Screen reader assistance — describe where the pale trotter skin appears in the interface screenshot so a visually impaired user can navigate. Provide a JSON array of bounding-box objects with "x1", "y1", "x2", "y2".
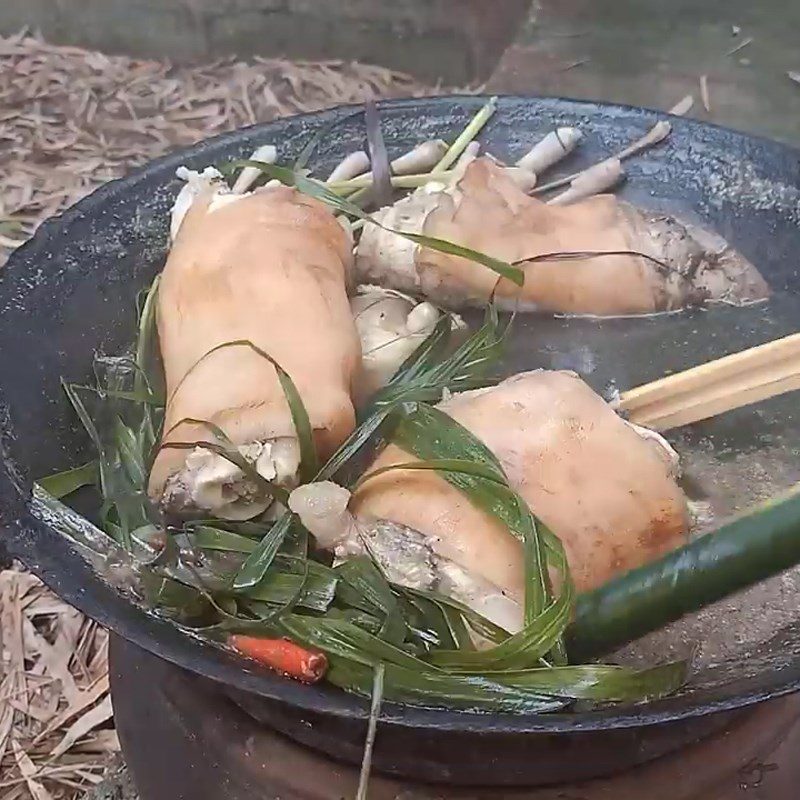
[
  {"x1": 356, "y1": 158, "x2": 769, "y2": 315},
  {"x1": 350, "y1": 371, "x2": 690, "y2": 630},
  {"x1": 290, "y1": 371, "x2": 690, "y2": 635},
  {"x1": 148, "y1": 185, "x2": 362, "y2": 519}
]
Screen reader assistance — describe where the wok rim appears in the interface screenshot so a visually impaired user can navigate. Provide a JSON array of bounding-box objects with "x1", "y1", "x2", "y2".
[{"x1": 4, "y1": 93, "x2": 800, "y2": 736}]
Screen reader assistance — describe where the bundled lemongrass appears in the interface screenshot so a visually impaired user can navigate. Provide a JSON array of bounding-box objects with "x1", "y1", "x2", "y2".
[
  {"x1": 331, "y1": 140, "x2": 449, "y2": 197},
  {"x1": 355, "y1": 157, "x2": 769, "y2": 315},
  {"x1": 148, "y1": 180, "x2": 361, "y2": 520},
  {"x1": 291, "y1": 370, "x2": 689, "y2": 634},
  {"x1": 326, "y1": 97, "x2": 497, "y2": 205},
  {"x1": 330, "y1": 113, "x2": 577, "y2": 204}
]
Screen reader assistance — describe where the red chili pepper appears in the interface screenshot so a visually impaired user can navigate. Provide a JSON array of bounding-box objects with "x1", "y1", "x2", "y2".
[{"x1": 229, "y1": 635, "x2": 328, "y2": 684}]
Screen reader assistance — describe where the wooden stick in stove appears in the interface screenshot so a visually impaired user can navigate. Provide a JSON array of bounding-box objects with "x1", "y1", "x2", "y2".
[{"x1": 619, "y1": 332, "x2": 800, "y2": 431}]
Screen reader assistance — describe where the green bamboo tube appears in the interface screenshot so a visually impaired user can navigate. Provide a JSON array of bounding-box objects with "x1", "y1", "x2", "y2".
[{"x1": 566, "y1": 487, "x2": 800, "y2": 662}]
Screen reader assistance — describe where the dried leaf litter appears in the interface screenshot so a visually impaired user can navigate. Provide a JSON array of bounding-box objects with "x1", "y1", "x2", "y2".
[
  {"x1": 0, "y1": 29, "x2": 431, "y2": 268},
  {"x1": 1, "y1": 567, "x2": 115, "y2": 799}
]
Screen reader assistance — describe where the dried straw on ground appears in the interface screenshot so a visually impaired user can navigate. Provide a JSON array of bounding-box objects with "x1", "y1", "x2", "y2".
[
  {"x1": 0, "y1": 29, "x2": 428, "y2": 266},
  {"x1": 0, "y1": 30, "x2": 429, "y2": 799},
  {"x1": 0, "y1": 568, "x2": 114, "y2": 799}
]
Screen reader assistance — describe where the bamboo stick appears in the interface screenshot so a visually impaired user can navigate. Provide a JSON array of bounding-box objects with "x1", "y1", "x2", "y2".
[{"x1": 619, "y1": 332, "x2": 800, "y2": 431}]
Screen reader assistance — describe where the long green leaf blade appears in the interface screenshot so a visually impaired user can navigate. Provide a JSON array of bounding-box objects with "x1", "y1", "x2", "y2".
[
  {"x1": 36, "y1": 462, "x2": 98, "y2": 499},
  {"x1": 399, "y1": 591, "x2": 472, "y2": 652},
  {"x1": 400, "y1": 232, "x2": 524, "y2": 286},
  {"x1": 166, "y1": 340, "x2": 318, "y2": 483},
  {"x1": 315, "y1": 406, "x2": 398, "y2": 483},
  {"x1": 292, "y1": 109, "x2": 362, "y2": 172},
  {"x1": 190, "y1": 525, "x2": 258, "y2": 554},
  {"x1": 393, "y1": 403, "x2": 505, "y2": 477},
  {"x1": 135, "y1": 275, "x2": 162, "y2": 401},
  {"x1": 335, "y1": 557, "x2": 396, "y2": 615},
  {"x1": 474, "y1": 661, "x2": 687, "y2": 702},
  {"x1": 326, "y1": 654, "x2": 684, "y2": 711},
  {"x1": 392, "y1": 402, "x2": 554, "y2": 623},
  {"x1": 274, "y1": 365, "x2": 318, "y2": 482},
  {"x1": 401, "y1": 586, "x2": 509, "y2": 646},
  {"x1": 281, "y1": 615, "x2": 433, "y2": 671},
  {"x1": 314, "y1": 306, "x2": 507, "y2": 485},
  {"x1": 114, "y1": 417, "x2": 147, "y2": 489},
  {"x1": 231, "y1": 512, "x2": 294, "y2": 590},
  {"x1": 62, "y1": 382, "x2": 108, "y2": 485},
  {"x1": 334, "y1": 557, "x2": 408, "y2": 644},
  {"x1": 379, "y1": 313, "x2": 452, "y2": 390},
  {"x1": 326, "y1": 657, "x2": 566, "y2": 714},
  {"x1": 366, "y1": 303, "x2": 506, "y2": 413},
  {"x1": 357, "y1": 458, "x2": 507, "y2": 488},
  {"x1": 243, "y1": 570, "x2": 337, "y2": 612},
  {"x1": 426, "y1": 583, "x2": 572, "y2": 671}
]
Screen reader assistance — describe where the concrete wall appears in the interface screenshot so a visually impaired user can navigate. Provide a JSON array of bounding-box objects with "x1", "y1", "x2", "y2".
[{"x1": 1, "y1": 0, "x2": 531, "y2": 83}]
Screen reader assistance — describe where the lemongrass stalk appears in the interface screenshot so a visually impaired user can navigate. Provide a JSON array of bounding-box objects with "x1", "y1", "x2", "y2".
[
  {"x1": 390, "y1": 139, "x2": 448, "y2": 175},
  {"x1": 452, "y1": 141, "x2": 480, "y2": 179},
  {"x1": 355, "y1": 141, "x2": 448, "y2": 185},
  {"x1": 232, "y1": 144, "x2": 277, "y2": 194},
  {"x1": 547, "y1": 158, "x2": 624, "y2": 205},
  {"x1": 533, "y1": 120, "x2": 671, "y2": 197},
  {"x1": 345, "y1": 140, "x2": 450, "y2": 204},
  {"x1": 669, "y1": 95, "x2": 695, "y2": 116},
  {"x1": 431, "y1": 97, "x2": 498, "y2": 174},
  {"x1": 615, "y1": 120, "x2": 672, "y2": 161},
  {"x1": 356, "y1": 662, "x2": 384, "y2": 800},
  {"x1": 328, "y1": 171, "x2": 455, "y2": 193},
  {"x1": 0, "y1": 234, "x2": 24, "y2": 249},
  {"x1": 327, "y1": 151, "x2": 371, "y2": 183},
  {"x1": 516, "y1": 128, "x2": 583, "y2": 174},
  {"x1": 345, "y1": 187, "x2": 370, "y2": 206}
]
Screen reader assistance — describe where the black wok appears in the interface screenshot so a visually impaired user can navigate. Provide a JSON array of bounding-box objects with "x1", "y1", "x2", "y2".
[{"x1": 2, "y1": 96, "x2": 800, "y2": 787}]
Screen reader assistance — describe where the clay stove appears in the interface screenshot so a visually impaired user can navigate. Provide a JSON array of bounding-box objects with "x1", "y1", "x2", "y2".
[{"x1": 111, "y1": 637, "x2": 800, "y2": 800}]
